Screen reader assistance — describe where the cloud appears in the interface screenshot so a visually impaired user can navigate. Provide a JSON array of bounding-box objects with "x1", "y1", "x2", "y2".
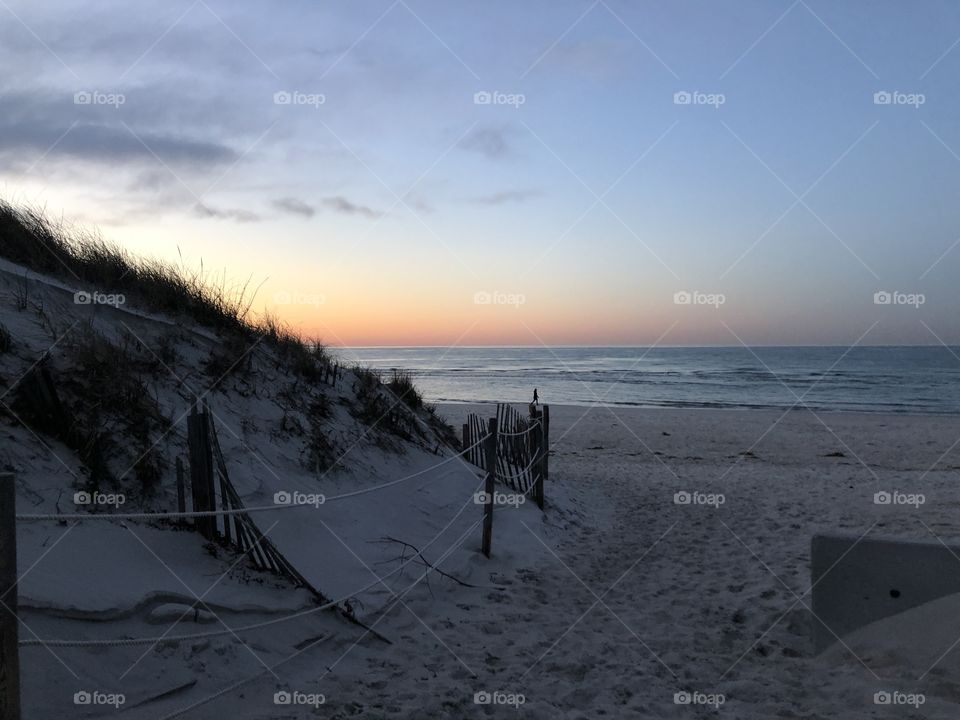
[
  {"x1": 273, "y1": 197, "x2": 315, "y2": 218},
  {"x1": 321, "y1": 195, "x2": 382, "y2": 219},
  {"x1": 0, "y1": 90, "x2": 238, "y2": 168},
  {"x1": 474, "y1": 189, "x2": 540, "y2": 205},
  {"x1": 192, "y1": 203, "x2": 260, "y2": 223},
  {"x1": 0, "y1": 120, "x2": 237, "y2": 167},
  {"x1": 459, "y1": 126, "x2": 514, "y2": 159}
]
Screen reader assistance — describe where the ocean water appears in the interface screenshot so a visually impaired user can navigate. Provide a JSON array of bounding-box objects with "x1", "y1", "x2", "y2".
[{"x1": 339, "y1": 346, "x2": 960, "y2": 415}]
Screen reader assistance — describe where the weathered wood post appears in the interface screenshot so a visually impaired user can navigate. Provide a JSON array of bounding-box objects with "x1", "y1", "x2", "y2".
[
  {"x1": 481, "y1": 418, "x2": 498, "y2": 558},
  {"x1": 187, "y1": 402, "x2": 215, "y2": 540},
  {"x1": 214, "y1": 440, "x2": 231, "y2": 545},
  {"x1": 462, "y1": 423, "x2": 469, "y2": 453},
  {"x1": 175, "y1": 457, "x2": 186, "y2": 523},
  {"x1": 0, "y1": 472, "x2": 21, "y2": 720},
  {"x1": 533, "y1": 411, "x2": 545, "y2": 510},
  {"x1": 542, "y1": 405, "x2": 550, "y2": 478}
]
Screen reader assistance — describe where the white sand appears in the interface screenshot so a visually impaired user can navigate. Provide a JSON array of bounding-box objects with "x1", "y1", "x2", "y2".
[
  {"x1": 408, "y1": 402, "x2": 960, "y2": 718},
  {"x1": 6, "y1": 253, "x2": 960, "y2": 718}
]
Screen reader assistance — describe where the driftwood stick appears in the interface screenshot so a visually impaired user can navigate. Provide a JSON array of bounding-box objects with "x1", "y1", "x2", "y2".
[{"x1": 371, "y1": 536, "x2": 480, "y2": 588}]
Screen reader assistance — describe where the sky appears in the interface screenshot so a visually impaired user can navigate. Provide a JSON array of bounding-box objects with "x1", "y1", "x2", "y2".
[{"x1": 3, "y1": 0, "x2": 960, "y2": 348}]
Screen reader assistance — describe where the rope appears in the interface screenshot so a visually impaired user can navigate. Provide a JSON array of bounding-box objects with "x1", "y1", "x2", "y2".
[
  {"x1": 496, "y1": 453, "x2": 541, "y2": 482},
  {"x1": 156, "y1": 517, "x2": 482, "y2": 720},
  {"x1": 21, "y1": 476, "x2": 488, "y2": 649},
  {"x1": 21, "y1": 557, "x2": 399, "y2": 648},
  {"x1": 15, "y1": 435, "x2": 490, "y2": 523},
  {"x1": 496, "y1": 421, "x2": 540, "y2": 438}
]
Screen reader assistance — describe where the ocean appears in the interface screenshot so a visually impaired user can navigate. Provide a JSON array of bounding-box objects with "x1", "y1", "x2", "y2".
[{"x1": 339, "y1": 346, "x2": 960, "y2": 415}]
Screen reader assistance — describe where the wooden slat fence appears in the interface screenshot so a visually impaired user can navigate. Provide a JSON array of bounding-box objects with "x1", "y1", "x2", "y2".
[
  {"x1": 495, "y1": 403, "x2": 538, "y2": 493},
  {"x1": 186, "y1": 399, "x2": 327, "y2": 600},
  {"x1": 461, "y1": 404, "x2": 548, "y2": 495},
  {"x1": 461, "y1": 413, "x2": 487, "y2": 466}
]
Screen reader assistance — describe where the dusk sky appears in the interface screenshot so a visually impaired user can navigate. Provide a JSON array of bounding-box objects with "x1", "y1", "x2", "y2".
[{"x1": 4, "y1": 0, "x2": 960, "y2": 347}]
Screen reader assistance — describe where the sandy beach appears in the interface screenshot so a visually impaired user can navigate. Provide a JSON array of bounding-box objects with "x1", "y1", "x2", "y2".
[
  {"x1": 7, "y1": 2, "x2": 960, "y2": 716},
  {"x1": 380, "y1": 402, "x2": 960, "y2": 718}
]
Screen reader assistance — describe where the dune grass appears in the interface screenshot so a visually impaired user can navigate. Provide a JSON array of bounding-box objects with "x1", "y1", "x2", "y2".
[
  {"x1": 0, "y1": 202, "x2": 337, "y2": 373},
  {"x1": 0, "y1": 202, "x2": 259, "y2": 334},
  {"x1": 0, "y1": 202, "x2": 446, "y2": 443}
]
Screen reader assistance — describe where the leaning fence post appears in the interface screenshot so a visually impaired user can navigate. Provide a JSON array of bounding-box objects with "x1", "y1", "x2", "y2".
[
  {"x1": 532, "y1": 411, "x2": 544, "y2": 510},
  {"x1": 0, "y1": 472, "x2": 21, "y2": 720},
  {"x1": 175, "y1": 457, "x2": 186, "y2": 523},
  {"x1": 188, "y1": 402, "x2": 215, "y2": 540},
  {"x1": 481, "y1": 418, "x2": 498, "y2": 558},
  {"x1": 201, "y1": 401, "x2": 217, "y2": 529},
  {"x1": 541, "y1": 405, "x2": 550, "y2": 500}
]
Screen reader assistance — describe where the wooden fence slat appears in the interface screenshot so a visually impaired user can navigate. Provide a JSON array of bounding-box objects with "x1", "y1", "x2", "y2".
[
  {"x1": 187, "y1": 404, "x2": 215, "y2": 540},
  {"x1": 197, "y1": 403, "x2": 330, "y2": 601},
  {"x1": 481, "y1": 418, "x2": 498, "y2": 557},
  {"x1": 207, "y1": 415, "x2": 232, "y2": 545},
  {"x1": 543, "y1": 405, "x2": 550, "y2": 489},
  {"x1": 0, "y1": 473, "x2": 20, "y2": 720},
  {"x1": 175, "y1": 457, "x2": 186, "y2": 522}
]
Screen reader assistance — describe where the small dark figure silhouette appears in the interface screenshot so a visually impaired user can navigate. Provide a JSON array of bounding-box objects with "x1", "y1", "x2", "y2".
[{"x1": 533, "y1": 388, "x2": 539, "y2": 405}]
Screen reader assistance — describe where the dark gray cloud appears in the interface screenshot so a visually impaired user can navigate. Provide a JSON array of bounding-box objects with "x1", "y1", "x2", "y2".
[
  {"x1": 321, "y1": 195, "x2": 382, "y2": 219},
  {"x1": 459, "y1": 126, "x2": 514, "y2": 159},
  {"x1": 474, "y1": 190, "x2": 540, "y2": 205},
  {"x1": 0, "y1": 91, "x2": 238, "y2": 167},
  {"x1": 272, "y1": 197, "x2": 315, "y2": 218},
  {"x1": 193, "y1": 203, "x2": 260, "y2": 223}
]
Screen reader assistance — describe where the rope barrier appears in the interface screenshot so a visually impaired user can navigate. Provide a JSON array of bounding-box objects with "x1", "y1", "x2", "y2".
[
  {"x1": 496, "y1": 421, "x2": 540, "y2": 438},
  {"x1": 496, "y1": 453, "x2": 541, "y2": 482},
  {"x1": 156, "y1": 517, "x2": 482, "y2": 720},
  {"x1": 15, "y1": 435, "x2": 490, "y2": 523},
  {"x1": 20, "y1": 477, "x2": 488, "y2": 649},
  {"x1": 21, "y1": 569, "x2": 394, "y2": 648}
]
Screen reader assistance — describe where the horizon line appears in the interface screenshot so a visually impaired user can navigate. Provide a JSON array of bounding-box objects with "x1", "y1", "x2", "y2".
[{"x1": 335, "y1": 343, "x2": 960, "y2": 350}]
